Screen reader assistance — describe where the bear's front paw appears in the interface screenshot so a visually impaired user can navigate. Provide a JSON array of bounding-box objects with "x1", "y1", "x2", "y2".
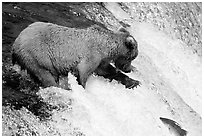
[{"x1": 125, "y1": 79, "x2": 141, "y2": 89}]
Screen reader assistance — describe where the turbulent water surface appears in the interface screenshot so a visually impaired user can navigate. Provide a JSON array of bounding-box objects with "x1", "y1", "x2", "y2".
[{"x1": 2, "y1": 2, "x2": 202, "y2": 136}]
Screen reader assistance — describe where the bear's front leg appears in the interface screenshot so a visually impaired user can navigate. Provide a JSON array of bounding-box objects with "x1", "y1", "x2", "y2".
[
  {"x1": 77, "y1": 57, "x2": 101, "y2": 88},
  {"x1": 95, "y1": 63, "x2": 141, "y2": 89}
]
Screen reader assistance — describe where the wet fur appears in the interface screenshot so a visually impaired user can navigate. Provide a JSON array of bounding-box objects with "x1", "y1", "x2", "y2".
[{"x1": 12, "y1": 22, "x2": 138, "y2": 88}]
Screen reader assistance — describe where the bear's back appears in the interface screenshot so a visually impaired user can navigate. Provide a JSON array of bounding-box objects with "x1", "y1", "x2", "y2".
[{"x1": 13, "y1": 22, "x2": 125, "y2": 67}]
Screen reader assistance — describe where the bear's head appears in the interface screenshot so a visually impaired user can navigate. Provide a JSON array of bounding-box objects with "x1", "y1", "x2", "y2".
[{"x1": 115, "y1": 34, "x2": 138, "y2": 73}]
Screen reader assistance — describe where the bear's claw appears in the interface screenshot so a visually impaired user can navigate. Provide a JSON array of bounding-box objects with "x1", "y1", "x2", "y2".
[{"x1": 125, "y1": 80, "x2": 141, "y2": 89}]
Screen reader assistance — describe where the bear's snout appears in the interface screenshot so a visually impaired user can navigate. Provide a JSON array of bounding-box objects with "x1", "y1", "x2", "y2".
[{"x1": 121, "y1": 63, "x2": 133, "y2": 73}]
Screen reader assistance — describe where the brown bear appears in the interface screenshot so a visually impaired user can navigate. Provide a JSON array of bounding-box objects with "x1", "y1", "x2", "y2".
[{"x1": 12, "y1": 22, "x2": 139, "y2": 89}]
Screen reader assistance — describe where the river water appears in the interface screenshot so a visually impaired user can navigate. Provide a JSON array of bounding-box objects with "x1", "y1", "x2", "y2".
[{"x1": 2, "y1": 2, "x2": 202, "y2": 136}]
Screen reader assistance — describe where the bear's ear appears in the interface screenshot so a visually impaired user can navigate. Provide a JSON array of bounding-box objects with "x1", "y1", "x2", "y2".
[
  {"x1": 125, "y1": 36, "x2": 137, "y2": 49},
  {"x1": 118, "y1": 27, "x2": 130, "y2": 35}
]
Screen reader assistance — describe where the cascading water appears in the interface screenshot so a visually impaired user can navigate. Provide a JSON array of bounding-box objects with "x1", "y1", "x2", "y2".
[{"x1": 2, "y1": 2, "x2": 202, "y2": 136}]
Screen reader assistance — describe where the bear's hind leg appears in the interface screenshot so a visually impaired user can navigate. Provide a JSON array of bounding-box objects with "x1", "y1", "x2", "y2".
[
  {"x1": 28, "y1": 67, "x2": 58, "y2": 88},
  {"x1": 59, "y1": 76, "x2": 71, "y2": 90}
]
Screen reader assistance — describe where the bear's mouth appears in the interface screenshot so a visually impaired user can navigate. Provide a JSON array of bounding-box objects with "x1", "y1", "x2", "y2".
[{"x1": 119, "y1": 63, "x2": 132, "y2": 73}]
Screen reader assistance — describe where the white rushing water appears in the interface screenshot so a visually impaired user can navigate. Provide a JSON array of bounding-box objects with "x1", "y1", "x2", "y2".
[{"x1": 38, "y1": 3, "x2": 202, "y2": 136}]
